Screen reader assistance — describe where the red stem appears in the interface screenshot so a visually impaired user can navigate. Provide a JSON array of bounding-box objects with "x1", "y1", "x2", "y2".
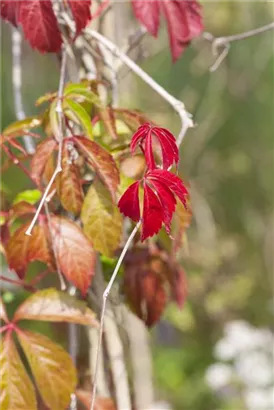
[
  {"x1": 0, "y1": 275, "x2": 35, "y2": 292},
  {"x1": 1, "y1": 144, "x2": 37, "y2": 186}
]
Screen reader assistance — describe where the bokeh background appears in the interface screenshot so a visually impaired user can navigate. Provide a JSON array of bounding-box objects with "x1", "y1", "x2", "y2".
[{"x1": 1, "y1": 2, "x2": 273, "y2": 410}]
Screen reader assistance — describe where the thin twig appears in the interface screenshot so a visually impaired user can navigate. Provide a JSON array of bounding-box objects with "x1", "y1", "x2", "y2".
[
  {"x1": 85, "y1": 29, "x2": 193, "y2": 146},
  {"x1": 204, "y1": 21, "x2": 274, "y2": 72},
  {"x1": 25, "y1": 46, "x2": 68, "y2": 236},
  {"x1": 90, "y1": 221, "x2": 141, "y2": 410}
]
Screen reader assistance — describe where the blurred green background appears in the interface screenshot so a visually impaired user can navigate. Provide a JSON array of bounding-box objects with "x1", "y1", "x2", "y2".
[{"x1": 1, "y1": 2, "x2": 273, "y2": 410}]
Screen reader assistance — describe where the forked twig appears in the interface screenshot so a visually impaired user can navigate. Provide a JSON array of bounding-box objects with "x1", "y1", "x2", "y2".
[
  {"x1": 25, "y1": 46, "x2": 68, "y2": 236},
  {"x1": 204, "y1": 21, "x2": 274, "y2": 72},
  {"x1": 85, "y1": 29, "x2": 193, "y2": 147},
  {"x1": 90, "y1": 221, "x2": 141, "y2": 410}
]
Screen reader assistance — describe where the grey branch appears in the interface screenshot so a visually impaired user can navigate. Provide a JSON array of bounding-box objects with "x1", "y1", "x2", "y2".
[
  {"x1": 85, "y1": 29, "x2": 193, "y2": 147},
  {"x1": 204, "y1": 21, "x2": 274, "y2": 72},
  {"x1": 11, "y1": 28, "x2": 35, "y2": 155}
]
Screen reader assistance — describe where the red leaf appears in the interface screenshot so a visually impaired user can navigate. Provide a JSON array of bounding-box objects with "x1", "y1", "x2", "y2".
[
  {"x1": 130, "y1": 123, "x2": 179, "y2": 169},
  {"x1": 18, "y1": 0, "x2": 62, "y2": 53},
  {"x1": 132, "y1": 0, "x2": 160, "y2": 36},
  {"x1": 148, "y1": 179, "x2": 176, "y2": 234},
  {"x1": 68, "y1": 0, "x2": 92, "y2": 37},
  {"x1": 0, "y1": 0, "x2": 19, "y2": 26},
  {"x1": 74, "y1": 136, "x2": 120, "y2": 201},
  {"x1": 132, "y1": 0, "x2": 203, "y2": 61},
  {"x1": 173, "y1": 266, "x2": 187, "y2": 308},
  {"x1": 147, "y1": 169, "x2": 188, "y2": 207},
  {"x1": 31, "y1": 138, "x2": 57, "y2": 185},
  {"x1": 5, "y1": 223, "x2": 54, "y2": 279},
  {"x1": 141, "y1": 184, "x2": 163, "y2": 241},
  {"x1": 50, "y1": 216, "x2": 96, "y2": 296},
  {"x1": 118, "y1": 181, "x2": 140, "y2": 222}
]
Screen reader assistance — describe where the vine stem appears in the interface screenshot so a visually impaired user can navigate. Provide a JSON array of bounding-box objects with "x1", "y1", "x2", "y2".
[
  {"x1": 204, "y1": 21, "x2": 274, "y2": 72},
  {"x1": 90, "y1": 221, "x2": 141, "y2": 410},
  {"x1": 25, "y1": 46, "x2": 68, "y2": 237},
  {"x1": 85, "y1": 29, "x2": 193, "y2": 147}
]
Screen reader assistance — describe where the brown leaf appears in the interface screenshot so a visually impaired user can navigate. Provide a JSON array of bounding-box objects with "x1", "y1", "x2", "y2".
[
  {"x1": 74, "y1": 136, "x2": 120, "y2": 201},
  {"x1": 120, "y1": 155, "x2": 146, "y2": 180},
  {"x1": 50, "y1": 217, "x2": 96, "y2": 296},
  {"x1": 0, "y1": 333, "x2": 37, "y2": 410},
  {"x1": 17, "y1": 329, "x2": 77, "y2": 410},
  {"x1": 10, "y1": 201, "x2": 36, "y2": 219},
  {"x1": 98, "y1": 106, "x2": 117, "y2": 140},
  {"x1": 31, "y1": 138, "x2": 57, "y2": 185},
  {"x1": 14, "y1": 288, "x2": 98, "y2": 326},
  {"x1": 115, "y1": 108, "x2": 152, "y2": 131},
  {"x1": 5, "y1": 223, "x2": 54, "y2": 279},
  {"x1": 57, "y1": 142, "x2": 84, "y2": 215},
  {"x1": 172, "y1": 199, "x2": 192, "y2": 256},
  {"x1": 76, "y1": 389, "x2": 116, "y2": 410},
  {"x1": 0, "y1": 298, "x2": 9, "y2": 323},
  {"x1": 124, "y1": 248, "x2": 167, "y2": 326},
  {"x1": 172, "y1": 266, "x2": 187, "y2": 308}
]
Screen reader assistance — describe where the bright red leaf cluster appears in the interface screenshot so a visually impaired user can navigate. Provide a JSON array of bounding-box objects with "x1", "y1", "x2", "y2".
[
  {"x1": 0, "y1": 0, "x2": 92, "y2": 52},
  {"x1": 118, "y1": 124, "x2": 189, "y2": 241},
  {"x1": 132, "y1": 0, "x2": 203, "y2": 61}
]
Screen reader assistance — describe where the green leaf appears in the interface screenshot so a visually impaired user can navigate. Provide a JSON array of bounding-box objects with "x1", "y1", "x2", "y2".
[
  {"x1": 2, "y1": 117, "x2": 41, "y2": 138},
  {"x1": 64, "y1": 99, "x2": 93, "y2": 139},
  {"x1": 13, "y1": 189, "x2": 41, "y2": 205},
  {"x1": 17, "y1": 330, "x2": 77, "y2": 410},
  {"x1": 81, "y1": 180, "x2": 122, "y2": 257},
  {"x1": 64, "y1": 83, "x2": 102, "y2": 107},
  {"x1": 14, "y1": 288, "x2": 98, "y2": 327},
  {"x1": 0, "y1": 334, "x2": 37, "y2": 410},
  {"x1": 49, "y1": 98, "x2": 60, "y2": 140},
  {"x1": 36, "y1": 92, "x2": 57, "y2": 106}
]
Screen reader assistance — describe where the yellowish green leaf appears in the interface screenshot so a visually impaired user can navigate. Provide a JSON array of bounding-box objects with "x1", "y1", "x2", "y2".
[{"x1": 81, "y1": 180, "x2": 122, "y2": 257}]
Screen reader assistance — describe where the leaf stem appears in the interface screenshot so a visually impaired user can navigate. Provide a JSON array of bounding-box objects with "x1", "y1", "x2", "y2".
[{"x1": 90, "y1": 221, "x2": 141, "y2": 410}]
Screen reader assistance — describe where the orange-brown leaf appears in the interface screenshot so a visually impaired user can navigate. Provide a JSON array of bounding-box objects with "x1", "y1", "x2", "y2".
[
  {"x1": 74, "y1": 136, "x2": 120, "y2": 201},
  {"x1": 0, "y1": 334, "x2": 37, "y2": 410},
  {"x1": 57, "y1": 143, "x2": 83, "y2": 215},
  {"x1": 5, "y1": 223, "x2": 54, "y2": 279},
  {"x1": 14, "y1": 288, "x2": 98, "y2": 326},
  {"x1": 98, "y1": 106, "x2": 117, "y2": 140},
  {"x1": 9, "y1": 201, "x2": 36, "y2": 220},
  {"x1": 76, "y1": 389, "x2": 116, "y2": 410},
  {"x1": 50, "y1": 217, "x2": 96, "y2": 296},
  {"x1": 31, "y1": 138, "x2": 57, "y2": 185},
  {"x1": 17, "y1": 329, "x2": 76, "y2": 410}
]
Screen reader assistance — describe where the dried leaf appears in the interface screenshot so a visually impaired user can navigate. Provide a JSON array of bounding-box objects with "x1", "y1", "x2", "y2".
[
  {"x1": 81, "y1": 180, "x2": 122, "y2": 257},
  {"x1": 172, "y1": 199, "x2": 192, "y2": 255},
  {"x1": 14, "y1": 288, "x2": 98, "y2": 326},
  {"x1": 6, "y1": 223, "x2": 53, "y2": 279},
  {"x1": 124, "y1": 248, "x2": 167, "y2": 326},
  {"x1": 98, "y1": 106, "x2": 117, "y2": 140},
  {"x1": 76, "y1": 389, "x2": 116, "y2": 410},
  {"x1": 50, "y1": 217, "x2": 96, "y2": 296},
  {"x1": 0, "y1": 334, "x2": 37, "y2": 410},
  {"x1": 30, "y1": 138, "x2": 57, "y2": 185},
  {"x1": 74, "y1": 136, "x2": 120, "y2": 201},
  {"x1": 57, "y1": 143, "x2": 83, "y2": 215},
  {"x1": 17, "y1": 330, "x2": 77, "y2": 410}
]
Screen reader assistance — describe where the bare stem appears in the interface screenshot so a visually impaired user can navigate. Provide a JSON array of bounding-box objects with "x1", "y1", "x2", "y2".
[
  {"x1": 11, "y1": 28, "x2": 35, "y2": 155},
  {"x1": 85, "y1": 29, "x2": 193, "y2": 146},
  {"x1": 204, "y1": 21, "x2": 274, "y2": 72},
  {"x1": 25, "y1": 46, "x2": 68, "y2": 237},
  {"x1": 90, "y1": 221, "x2": 141, "y2": 410}
]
